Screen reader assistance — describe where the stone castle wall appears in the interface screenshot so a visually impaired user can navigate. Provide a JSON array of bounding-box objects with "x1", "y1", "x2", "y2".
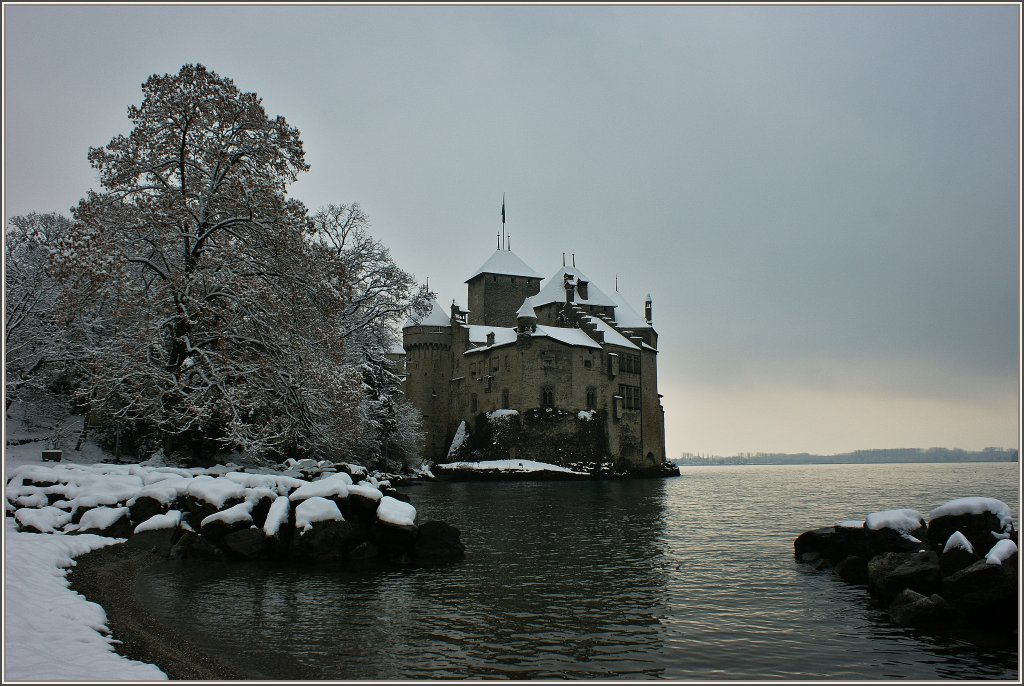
[{"x1": 467, "y1": 274, "x2": 540, "y2": 327}]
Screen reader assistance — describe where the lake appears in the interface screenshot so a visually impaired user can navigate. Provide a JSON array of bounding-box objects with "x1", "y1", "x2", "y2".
[{"x1": 136, "y1": 462, "x2": 1019, "y2": 679}]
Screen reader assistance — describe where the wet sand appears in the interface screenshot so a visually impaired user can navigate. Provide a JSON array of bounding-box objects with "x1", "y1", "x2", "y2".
[{"x1": 68, "y1": 536, "x2": 247, "y2": 681}]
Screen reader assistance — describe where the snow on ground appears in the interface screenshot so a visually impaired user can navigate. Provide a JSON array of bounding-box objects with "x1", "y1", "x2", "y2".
[
  {"x1": 864, "y1": 508, "x2": 924, "y2": 532},
  {"x1": 3, "y1": 518, "x2": 168, "y2": 681},
  {"x1": 929, "y1": 497, "x2": 1016, "y2": 532},
  {"x1": 447, "y1": 421, "x2": 468, "y2": 457},
  {"x1": 836, "y1": 520, "x2": 865, "y2": 529},
  {"x1": 486, "y1": 409, "x2": 520, "y2": 419},
  {"x1": 437, "y1": 459, "x2": 586, "y2": 475}
]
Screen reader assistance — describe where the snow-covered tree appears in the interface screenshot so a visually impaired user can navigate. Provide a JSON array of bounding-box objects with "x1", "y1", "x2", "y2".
[
  {"x1": 57, "y1": 64, "x2": 361, "y2": 459},
  {"x1": 309, "y1": 204, "x2": 430, "y2": 466},
  {"x1": 3, "y1": 213, "x2": 77, "y2": 410}
]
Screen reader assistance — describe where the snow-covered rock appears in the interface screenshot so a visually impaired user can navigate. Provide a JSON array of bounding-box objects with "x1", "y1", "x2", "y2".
[
  {"x1": 134, "y1": 510, "x2": 183, "y2": 534},
  {"x1": 294, "y1": 496, "x2": 344, "y2": 532},
  {"x1": 985, "y1": 539, "x2": 1017, "y2": 565}
]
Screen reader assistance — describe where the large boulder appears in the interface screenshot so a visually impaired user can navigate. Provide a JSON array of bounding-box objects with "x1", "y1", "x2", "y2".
[
  {"x1": 835, "y1": 555, "x2": 869, "y2": 585},
  {"x1": 75, "y1": 506, "x2": 133, "y2": 538},
  {"x1": 938, "y1": 531, "x2": 980, "y2": 577},
  {"x1": 128, "y1": 495, "x2": 170, "y2": 526},
  {"x1": 413, "y1": 520, "x2": 466, "y2": 563},
  {"x1": 199, "y1": 502, "x2": 253, "y2": 543},
  {"x1": 129, "y1": 527, "x2": 183, "y2": 558},
  {"x1": 943, "y1": 556, "x2": 1017, "y2": 625},
  {"x1": 928, "y1": 498, "x2": 1016, "y2": 557},
  {"x1": 865, "y1": 509, "x2": 929, "y2": 556},
  {"x1": 372, "y1": 520, "x2": 419, "y2": 555},
  {"x1": 372, "y1": 496, "x2": 419, "y2": 555},
  {"x1": 794, "y1": 527, "x2": 837, "y2": 561},
  {"x1": 291, "y1": 519, "x2": 358, "y2": 560},
  {"x1": 248, "y1": 494, "x2": 276, "y2": 529},
  {"x1": 868, "y1": 551, "x2": 941, "y2": 602},
  {"x1": 168, "y1": 531, "x2": 227, "y2": 560},
  {"x1": 221, "y1": 527, "x2": 268, "y2": 560},
  {"x1": 887, "y1": 588, "x2": 952, "y2": 627}
]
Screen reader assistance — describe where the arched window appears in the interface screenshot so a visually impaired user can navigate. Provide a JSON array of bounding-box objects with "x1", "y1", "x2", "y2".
[
  {"x1": 470, "y1": 393, "x2": 478, "y2": 413},
  {"x1": 541, "y1": 386, "x2": 554, "y2": 408},
  {"x1": 586, "y1": 387, "x2": 597, "y2": 410},
  {"x1": 502, "y1": 388, "x2": 510, "y2": 408}
]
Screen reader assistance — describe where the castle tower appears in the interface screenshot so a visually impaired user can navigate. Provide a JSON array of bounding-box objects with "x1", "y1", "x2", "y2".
[
  {"x1": 466, "y1": 248, "x2": 542, "y2": 327},
  {"x1": 402, "y1": 299, "x2": 454, "y2": 459}
]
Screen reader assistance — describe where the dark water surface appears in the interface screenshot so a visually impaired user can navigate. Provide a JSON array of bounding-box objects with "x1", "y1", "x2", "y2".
[{"x1": 137, "y1": 463, "x2": 1020, "y2": 679}]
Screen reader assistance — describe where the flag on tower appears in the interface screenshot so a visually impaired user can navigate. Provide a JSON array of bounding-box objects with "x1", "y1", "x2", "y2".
[{"x1": 501, "y1": 195, "x2": 506, "y2": 225}]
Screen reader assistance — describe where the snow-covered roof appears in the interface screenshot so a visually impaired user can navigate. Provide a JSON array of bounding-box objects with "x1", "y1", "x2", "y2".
[
  {"x1": 610, "y1": 290, "x2": 652, "y2": 329},
  {"x1": 466, "y1": 249, "x2": 543, "y2": 282},
  {"x1": 403, "y1": 299, "x2": 451, "y2": 329},
  {"x1": 465, "y1": 325, "x2": 518, "y2": 350},
  {"x1": 516, "y1": 297, "x2": 537, "y2": 319},
  {"x1": 534, "y1": 266, "x2": 617, "y2": 308},
  {"x1": 388, "y1": 343, "x2": 406, "y2": 356},
  {"x1": 583, "y1": 315, "x2": 639, "y2": 350},
  {"x1": 462, "y1": 322, "x2": 602, "y2": 354},
  {"x1": 533, "y1": 324, "x2": 602, "y2": 349}
]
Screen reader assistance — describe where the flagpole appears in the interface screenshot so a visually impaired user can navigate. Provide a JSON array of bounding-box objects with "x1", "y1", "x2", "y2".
[{"x1": 501, "y1": 193, "x2": 506, "y2": 250}]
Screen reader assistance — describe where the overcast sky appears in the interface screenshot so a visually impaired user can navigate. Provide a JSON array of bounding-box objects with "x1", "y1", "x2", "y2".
[{"x1": 3, "y1": 4, "x2": 1020, "y2": 457}]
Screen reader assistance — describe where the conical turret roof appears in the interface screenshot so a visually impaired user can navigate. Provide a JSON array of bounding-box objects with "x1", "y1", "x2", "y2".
[
  {"x1": 402, "y1": 299, "x2": 451, "y2": 329},
  {"x1": 466, "y1": 249, "x2": 542, "y2": 282}
]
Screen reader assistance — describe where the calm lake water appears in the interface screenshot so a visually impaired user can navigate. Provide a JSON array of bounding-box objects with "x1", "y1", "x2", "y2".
[{"x1": 137, "y1": 462, "x2": 1020, "y2": 680}]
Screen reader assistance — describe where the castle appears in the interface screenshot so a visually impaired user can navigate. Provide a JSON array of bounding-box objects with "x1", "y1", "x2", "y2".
[{"x1": 399, "y1": 246, "x2": 667, "y2": 473}]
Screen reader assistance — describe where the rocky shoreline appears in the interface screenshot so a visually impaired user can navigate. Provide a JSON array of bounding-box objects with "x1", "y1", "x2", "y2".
[
  {"x1": 66, "y1": 535, "x2": 250, "y2": 680},
  {"x1": 795, "y1": 497, "x2": 1018, "y2": 637},
  {"x1": 7, "y1": 458, "x2": 468, "y2": 679}
]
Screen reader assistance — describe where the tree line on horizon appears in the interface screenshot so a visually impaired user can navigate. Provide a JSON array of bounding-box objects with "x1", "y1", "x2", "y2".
[
  {"x1": 676, "y1": 447, "x2": 1018, "y2": 466},
  {"x1": 4, "y1": 64, "x2": 432, "y2": 470}
]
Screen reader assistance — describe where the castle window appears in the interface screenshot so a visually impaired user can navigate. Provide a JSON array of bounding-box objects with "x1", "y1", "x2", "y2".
[
  {"x1": 502, "y1": 388, "x2": 510, "y2": 408},
  {"x1": 584, "y1": 359, "x2": 592, "y2": 369},
  {"x1": 471, "y1": 393, "x2": 478, "y2": 413},
  {"x1": 541, "y1": 386, "x2": 555, "y2": 408},
  {"x1": 484, "y1": 376, "x2": 492, "y2": 393},
  {"x1": 618, "y1": 384, "x2": 641, "y2": 410},
  {"x1": 586, "y1": 387, "x2": 597, "y2": 409}
]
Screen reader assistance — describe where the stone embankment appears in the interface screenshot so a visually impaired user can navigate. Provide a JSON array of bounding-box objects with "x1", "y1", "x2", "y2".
[
  {"x1": 795, "y1": 497, "x2": 1017, "y2": 630},
  {"x1": 6, "y1": 459, "x2": 465, "y2": 567}
]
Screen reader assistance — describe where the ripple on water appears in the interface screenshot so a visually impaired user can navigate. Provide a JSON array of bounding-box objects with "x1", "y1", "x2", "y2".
[{"x1": 136, "y1": 464, "x2": 1019, "y2": 680}]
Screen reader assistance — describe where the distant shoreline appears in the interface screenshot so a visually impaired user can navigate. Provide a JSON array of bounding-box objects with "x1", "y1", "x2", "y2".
[
  {"x1": 677, "y1": 457, "x2": 1018, "y2": 467},
  {"x1": 674, "y1": 447, "x2": 1018, "y2": 467}
]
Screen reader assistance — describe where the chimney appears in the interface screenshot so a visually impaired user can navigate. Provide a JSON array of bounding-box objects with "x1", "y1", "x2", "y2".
[
  {"x1": 563, "y1": 273, "x2": 575, "y2": 303},
  {"x1": 577, "y1": 280, "x2": 589, "y2": 300},
  {"x1": 486, "y1": 331, "x2": 496, "y2": 346}
]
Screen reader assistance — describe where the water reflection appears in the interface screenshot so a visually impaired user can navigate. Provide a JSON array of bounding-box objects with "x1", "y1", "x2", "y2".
[
  {"x1": 136, "y1": 465, "x2": 1019, "y2": 680},
  {"x1": 139, "y1": 480, "x2": 674, "y2": 679}
]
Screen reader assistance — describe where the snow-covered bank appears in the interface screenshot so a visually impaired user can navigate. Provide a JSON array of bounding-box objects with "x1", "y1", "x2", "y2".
[
  {"x1": 439, "y1": 459, "x2": 586, "y2": 474},
  {"x1": 431, "y1": 458, "x2": 680, "y2": 481},
  {"x1": 4, "y1": 458, "x2": 462, "y2": 681},
  {"x1": 3, "y1": 518, "x2": 167, "y2": 681}
]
